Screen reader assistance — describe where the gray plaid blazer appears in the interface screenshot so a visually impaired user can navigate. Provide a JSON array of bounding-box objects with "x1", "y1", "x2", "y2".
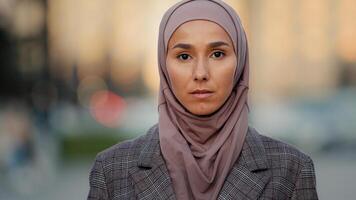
[{"x1": 88, "y1": 124, "x2": 318, "y2": 200}]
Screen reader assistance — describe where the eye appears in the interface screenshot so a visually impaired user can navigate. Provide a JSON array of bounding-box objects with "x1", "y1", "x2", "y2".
[
  {"x1": 177, "y1": 53, "x2": 191, "y2": 61},
  {"x1": 211, "y1": 51, "x2": 225, "y2": 59}
]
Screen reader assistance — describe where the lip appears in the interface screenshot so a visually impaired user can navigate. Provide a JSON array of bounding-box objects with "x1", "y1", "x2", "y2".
[{"x1": 190, "y1": 89, "x2": 214, "y2": 99}]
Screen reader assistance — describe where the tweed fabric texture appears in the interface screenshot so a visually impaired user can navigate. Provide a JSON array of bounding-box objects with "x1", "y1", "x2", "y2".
[{"x1": 88, "y1": 124, "x2": 318, "y2": 200}]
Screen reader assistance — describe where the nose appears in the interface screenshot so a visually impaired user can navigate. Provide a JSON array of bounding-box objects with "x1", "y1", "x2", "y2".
[{"x1": 193, "y1": 57, "x2": 209, "y2": 81}]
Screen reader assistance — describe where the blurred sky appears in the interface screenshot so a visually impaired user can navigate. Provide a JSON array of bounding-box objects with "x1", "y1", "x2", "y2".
[{"x1": 0, "y1": 0, "x2": 356, "y2": 199}]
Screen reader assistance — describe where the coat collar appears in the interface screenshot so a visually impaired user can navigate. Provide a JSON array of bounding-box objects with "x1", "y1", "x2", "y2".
[
  {"x1": 217, "y1": 127, "x2": 271, "y2": 199},
  {"x1": 129, "y1": 125, "x2": 271, "y2": 200},
  {"x1": 129, "y1": 125, "x2": 176, "y2": 199}
]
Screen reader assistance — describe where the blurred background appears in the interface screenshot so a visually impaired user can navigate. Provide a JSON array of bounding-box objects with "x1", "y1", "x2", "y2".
[{"x1": 0, "y1": 0, "x2": 355, "y2": 199}]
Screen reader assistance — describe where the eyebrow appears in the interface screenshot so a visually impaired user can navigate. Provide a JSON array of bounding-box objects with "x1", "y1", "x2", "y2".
[{"x1": 172, "y1": 41, "x2": 230, "y2": 49}]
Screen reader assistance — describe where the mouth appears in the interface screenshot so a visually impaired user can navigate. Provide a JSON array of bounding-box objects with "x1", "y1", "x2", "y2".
[{"x1": 189, "y1": 89, "x2": 214, "y2": 99}]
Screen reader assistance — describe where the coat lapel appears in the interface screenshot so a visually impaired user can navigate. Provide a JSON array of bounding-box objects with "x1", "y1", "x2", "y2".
[
  {"x1": 129, "y1": 125, "x2": 176, "y2": 200},
  {"x1": 130, "y1": 126, "x2": 271, "y2": 200},
  {"x1": 218, "y1": 127, "x2": 272, "y2": 200}
]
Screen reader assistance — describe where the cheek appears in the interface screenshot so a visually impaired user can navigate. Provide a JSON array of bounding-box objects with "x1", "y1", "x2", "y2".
[
  {"x1": 166, "y1": 61, "x2": 191, "y2": 96},
  {"x1": 213, "y1": 61, "x2": 236, "y2": 98}
]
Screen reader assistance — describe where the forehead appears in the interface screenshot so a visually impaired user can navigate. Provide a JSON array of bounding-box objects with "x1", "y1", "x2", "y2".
[{"x1": 168, "y1": 20, "x2": 233, "y2": 46}]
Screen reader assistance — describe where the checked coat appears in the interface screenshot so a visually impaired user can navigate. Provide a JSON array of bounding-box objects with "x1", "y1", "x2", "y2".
[{"x1": 87, "y1": 124, "x2": 318, "y2": 200}]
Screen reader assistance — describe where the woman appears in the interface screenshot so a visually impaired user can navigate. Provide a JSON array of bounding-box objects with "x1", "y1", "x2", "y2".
[{"x1": 88, "y1": 0, "x2": 318, "y2": 199}]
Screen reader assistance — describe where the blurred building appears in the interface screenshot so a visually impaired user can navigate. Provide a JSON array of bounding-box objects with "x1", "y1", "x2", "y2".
[
  {"x1": 45, "y1": 0, "x2": 356, "y2": 101},
  {"x1": 245, "y1": 0, "x2": 356, "y2": 100},
  {"x1": 0, "y1": 0, "x2": 48, "y2": 99},
  {"x1": 1, "y1": 0, "x2": 355, "y2": 101}
]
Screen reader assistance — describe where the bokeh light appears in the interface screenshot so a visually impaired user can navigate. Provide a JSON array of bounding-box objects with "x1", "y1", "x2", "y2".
[{"x1": 89, "y1": 90, "x2": 126, "y2": 128}]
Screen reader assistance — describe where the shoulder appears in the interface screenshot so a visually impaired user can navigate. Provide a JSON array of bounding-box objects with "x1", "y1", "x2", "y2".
[
  {"x1": 87, "y1": 125, "x2": 158, "y2": 199},
  {"x1": 93, "y1": 124, "x2": 158, "y2": 167},
  {"x1": 249, "y1": 126, "x2": 314, "y2": 170},
  {"x1": 248, "y1": 127, "x2": 318, "y2": 198}
]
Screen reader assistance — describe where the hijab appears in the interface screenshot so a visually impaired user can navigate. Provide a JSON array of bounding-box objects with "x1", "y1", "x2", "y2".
[{"x1": 157, "y1": 0, "x2": 250, "y2": 199}]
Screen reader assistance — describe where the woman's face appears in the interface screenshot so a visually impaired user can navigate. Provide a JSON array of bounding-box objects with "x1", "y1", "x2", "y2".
[{"x1": 166, "y1": 20, "x2": 236, "y2": 116}]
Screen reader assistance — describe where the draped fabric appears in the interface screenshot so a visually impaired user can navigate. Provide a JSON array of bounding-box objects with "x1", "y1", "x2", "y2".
[{"x1": 157, "y1": 1, "x2": 250, "y2": 199}]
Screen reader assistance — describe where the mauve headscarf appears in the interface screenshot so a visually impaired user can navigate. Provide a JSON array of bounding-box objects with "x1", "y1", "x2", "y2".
[{"x1": 157, "y1": 0, "x2": 249, "y2": 199}]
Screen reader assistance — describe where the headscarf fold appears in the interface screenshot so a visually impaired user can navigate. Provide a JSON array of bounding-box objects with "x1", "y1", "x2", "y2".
[{"x1": 158, "y1": 1, "x2": 250, "y2": 199}]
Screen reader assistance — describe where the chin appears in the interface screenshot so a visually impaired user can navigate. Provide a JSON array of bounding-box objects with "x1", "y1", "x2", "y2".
[{"x1": 188, "y1": 105, "x2": 217, "y2": 116}]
